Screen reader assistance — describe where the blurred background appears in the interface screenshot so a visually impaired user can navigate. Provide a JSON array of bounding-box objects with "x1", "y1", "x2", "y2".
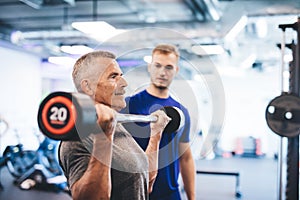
[{"x1": 0, "y1": 1, "x2": 299, "y2": 199}]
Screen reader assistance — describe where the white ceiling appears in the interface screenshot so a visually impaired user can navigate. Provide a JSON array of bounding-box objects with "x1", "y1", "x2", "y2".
[{"x1": 0, "y1": 0, "x2": 299, "y2": 67}]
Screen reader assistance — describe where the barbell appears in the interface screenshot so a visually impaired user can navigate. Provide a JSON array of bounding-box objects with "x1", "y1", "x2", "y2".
[{"x1": 37, "y1": 91, "x2": 185, "y2": 141}]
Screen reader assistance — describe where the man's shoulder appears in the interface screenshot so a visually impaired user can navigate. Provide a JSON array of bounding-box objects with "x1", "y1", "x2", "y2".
[
  {"x1": 127, "y1": 89, "x2": 147, "y2": 99},
  {"x1": 59, "y1": 137, "x2": 93, "y2": 154},
  {"x1": 168, "y1": 96, "x2": 188, "y2": 111},
  {"x1": 126, "y1": 90, "x2": 148, "y2": 104},
  {"x1": 121, "y1": 90, "x2": 147, "y2": 114}
]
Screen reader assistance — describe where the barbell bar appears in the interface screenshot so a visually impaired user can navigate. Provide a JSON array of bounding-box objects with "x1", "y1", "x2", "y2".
[{"x1": 37, "y1": 91, "x2": 184, "y2": 141}]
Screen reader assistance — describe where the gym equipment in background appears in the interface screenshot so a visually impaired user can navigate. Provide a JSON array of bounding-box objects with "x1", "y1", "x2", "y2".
[
  {"x1": 265, "y1": 17, "x2": 300, "y2": 200},
  {"x1": 0, "y1": 129, "x2": 69, "y2": 194},
  {"x1": 0, "y1": 116, "x2": 9, "y2": 190}
]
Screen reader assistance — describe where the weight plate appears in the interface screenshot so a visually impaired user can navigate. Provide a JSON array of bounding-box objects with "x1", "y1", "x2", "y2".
[
  {"x1": 266, "y1": 93, "x2": 300, "y2": 137},
  {"x1": 38, "y1": 92, "x2": 78, "y2": 140}
]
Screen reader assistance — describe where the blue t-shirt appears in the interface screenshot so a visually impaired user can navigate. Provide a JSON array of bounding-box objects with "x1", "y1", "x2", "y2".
[{"x1": 120, "y1": 90, "x2": 191, "y2": 199}]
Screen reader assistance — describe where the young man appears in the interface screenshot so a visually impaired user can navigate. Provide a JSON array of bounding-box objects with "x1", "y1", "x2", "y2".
[
  {"x1": 59, "y1": 50, "x2": 171, "y2": 200},
  {"x1": 122, "y1": 44, "x2": 196, "y2": 200}
]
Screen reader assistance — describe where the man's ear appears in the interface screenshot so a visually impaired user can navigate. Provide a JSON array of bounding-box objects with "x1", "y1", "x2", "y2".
[
  {"x1": 175, "y1": 65, "x2": 179, "y2": 74},
  {"x1": 147, "y1": 63, "x2": 151, "y2": 72},
  {"x1": 80, "y1": 79, "x2": 93, "y2": 96}
]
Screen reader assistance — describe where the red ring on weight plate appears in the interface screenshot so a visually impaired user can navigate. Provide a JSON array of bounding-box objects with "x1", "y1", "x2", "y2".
[{"x1": 41, "y1": 96, "x2": 77, "y2": 135}]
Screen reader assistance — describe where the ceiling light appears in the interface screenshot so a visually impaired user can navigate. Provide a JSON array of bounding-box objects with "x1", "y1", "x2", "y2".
[
  {"x1": 48, "y1": 56, "x2": 76, "y2": 66},
  {"x1": 224, "y1": 15, "x2": 248, "y2": 42},
  {"x1": 20, "y1": 0, "x2": 75, "y2": 9},
  {"x1": 10, "y1": 31, "x2": 23, "y2": 44},
  {"x1": 19, "y1": 0, "x2": 42, "y2": 9},
  {"x1": 72, "y1": 21, "x2": 125, "y2": 42},
  {"x1": 143, "y1": 55, "x2": 152, "y2": 63},
  {"x1": 72, "y1": 21, "x2": 115, "y2": 34},
  {"x1": 205, "y1": 0, "x2": 221, "y2": 21},
  {"x1": 192, "y1": 44, "x2": 225, "y2": 56},
  {"x1": 145, "y1": 16, "x2": 156, "y2": 23},
  {"x1": 60, "y1": 45, "x2": 93, "y2": 55}
]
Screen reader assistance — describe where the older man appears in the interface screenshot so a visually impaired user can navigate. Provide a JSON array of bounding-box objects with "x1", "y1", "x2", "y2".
[{"x1": 59, "y1": 50, "x2": 170, "y2": 200}]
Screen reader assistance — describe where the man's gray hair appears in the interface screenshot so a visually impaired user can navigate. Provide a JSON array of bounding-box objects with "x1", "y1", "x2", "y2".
[{"x1": 72, "y1": 50, "x2": 116, "y2": 92}]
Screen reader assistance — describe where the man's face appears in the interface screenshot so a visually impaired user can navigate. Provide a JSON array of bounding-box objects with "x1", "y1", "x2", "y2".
[
  {"x1": 148, "y1": 52, "x2": 178, "y2": 89},
  {"x1": 94, "y1": 59, "x2": 128, "y2": 111}
]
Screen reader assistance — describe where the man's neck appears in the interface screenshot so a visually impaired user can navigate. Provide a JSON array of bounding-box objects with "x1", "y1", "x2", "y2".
[{"x1": 146, "y1": 84, "x2": 169, "y2": 99}]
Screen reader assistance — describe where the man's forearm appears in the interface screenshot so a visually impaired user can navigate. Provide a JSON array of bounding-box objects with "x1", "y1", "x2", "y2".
[{"x1": 145, "y1": 132, "x2": 161, "y2": 193}]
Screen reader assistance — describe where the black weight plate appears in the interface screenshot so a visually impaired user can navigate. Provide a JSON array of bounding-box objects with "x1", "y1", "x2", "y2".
[{"x1": 266, "y1": 93, "x2": 300, "y2": 137}]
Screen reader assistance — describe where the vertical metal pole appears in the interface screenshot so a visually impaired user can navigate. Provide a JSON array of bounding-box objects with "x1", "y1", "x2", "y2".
[
  {"x1": 281, "y1": 30, "x2": 286, "y2": 93},
  {"x1": 285, "y1": 17, "x2": 300, "y2": 200},
  {"x1": 277, "y1": 18, "x2": 300, "y2": 200},
  {"x1": 277, "y1": 29, "x2": 286, "y2": 200},
  {"x1": 278, "y1": 137, "x2": 283, "y2": 200}
]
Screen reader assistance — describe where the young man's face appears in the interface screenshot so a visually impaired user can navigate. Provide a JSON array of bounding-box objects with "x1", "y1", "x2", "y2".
[
  {"x1": 94, "y1": 59, "x2": 128, "y2": 111},
  {"x1": 148, "y1": 52, "x2": 179, "y2": 89}
]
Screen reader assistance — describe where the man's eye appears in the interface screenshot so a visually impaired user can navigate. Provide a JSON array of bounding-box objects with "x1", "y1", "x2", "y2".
[
  {"x1": 165, "y1": 65, "x2": 173, "y2": 70},
  {"x1": 109, "y1": 75, "x2": 118, "y2": 80},
  {"x1": 155, "y1": 64, "x2": 161, "y2": 68}
]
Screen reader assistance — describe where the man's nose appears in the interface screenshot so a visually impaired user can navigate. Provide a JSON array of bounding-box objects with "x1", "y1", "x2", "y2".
[
  {"x1": 119, "y1": 76, "x2": 128, "y2": 87},
  {"x1": 158, "y1": 67, "x2": 167, "y2": 76}
]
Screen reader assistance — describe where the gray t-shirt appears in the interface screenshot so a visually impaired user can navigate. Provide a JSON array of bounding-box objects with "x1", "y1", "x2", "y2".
[{"x1": 59, "y1": 124, "x2": 149, "y2": 200}]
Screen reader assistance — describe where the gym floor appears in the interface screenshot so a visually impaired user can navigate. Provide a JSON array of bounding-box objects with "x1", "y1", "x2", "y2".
[
  {"x1": 0, "y1": 156, "x2": 281, "y2": 200},
  {"x1": 191, "y1": 157, "x2": 278, "y2": 200}
]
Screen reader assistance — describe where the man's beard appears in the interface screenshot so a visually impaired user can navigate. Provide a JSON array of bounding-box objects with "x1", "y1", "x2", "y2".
[{"x1": 154, "y1": 83, "x2": 168, "y2": 90}]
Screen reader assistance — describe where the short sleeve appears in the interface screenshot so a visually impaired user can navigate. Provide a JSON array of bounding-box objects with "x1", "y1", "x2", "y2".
[
  {"x1": 59, "y1": 140, "x2": 92, "y2": 189},
  {"x1": 179, "y1": 106, "x2": 191, "y2": 143}
]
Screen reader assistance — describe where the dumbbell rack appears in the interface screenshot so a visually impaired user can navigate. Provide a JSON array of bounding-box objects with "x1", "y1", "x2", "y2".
[{"x1": 273, "y1": 18, "x2": 300, "y2": 200}]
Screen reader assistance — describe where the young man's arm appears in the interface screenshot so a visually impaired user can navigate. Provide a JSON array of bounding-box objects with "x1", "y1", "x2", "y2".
[{"x1": 179, "y1": 142, "x2": 196, "y2": 200}]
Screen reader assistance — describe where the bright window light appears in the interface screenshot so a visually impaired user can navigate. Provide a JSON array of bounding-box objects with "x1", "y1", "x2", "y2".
[
  {"x1": 192, "y1": 44, "x2": 225, "y2": 55},
  {"x1": 60, "y1": 45, "x2": 93, "y2": 55},
  {"x1": 72, "y1": 21, "x2": 125, "y2": 41}
]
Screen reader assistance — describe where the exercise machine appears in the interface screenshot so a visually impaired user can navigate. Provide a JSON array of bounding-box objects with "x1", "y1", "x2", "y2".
[
  {"x1": 266, "y1": 17, "x2": 300, "y2": 200},
  {"x1": 0, "y1": 128, "x2": 69, "y2": 194}
]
